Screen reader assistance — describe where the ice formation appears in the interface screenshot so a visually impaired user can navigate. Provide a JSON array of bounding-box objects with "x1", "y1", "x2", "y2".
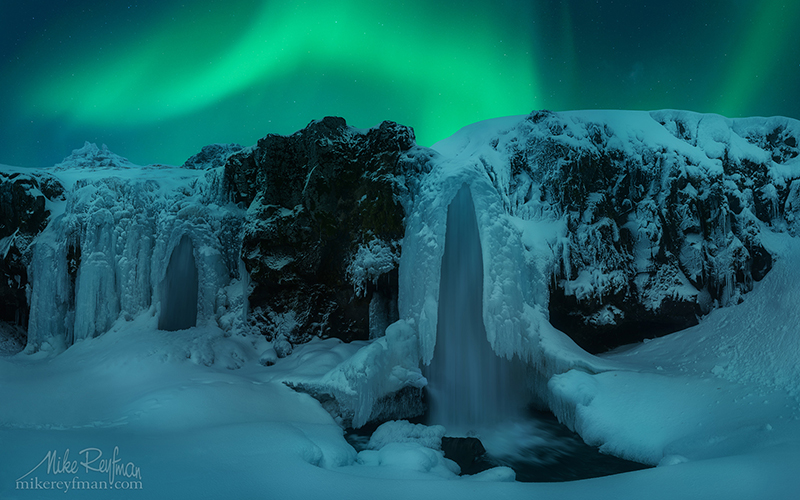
[
  {"x1": 25, "y1": 144, "x2": 244, "y2": 352},
  {"x1": 158, "y1": 234, "x2": 199, "y2": 331}
]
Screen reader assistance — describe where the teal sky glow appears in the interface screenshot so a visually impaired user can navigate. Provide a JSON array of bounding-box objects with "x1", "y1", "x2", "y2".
[{"x1": 1, "y1": 1, "x2": 799, "y2": 166}]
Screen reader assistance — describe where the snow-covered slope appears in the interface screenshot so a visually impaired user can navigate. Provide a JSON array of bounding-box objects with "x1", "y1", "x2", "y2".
[{"x1": 2, "y1": 250, "x2": 799, "y2": 498}]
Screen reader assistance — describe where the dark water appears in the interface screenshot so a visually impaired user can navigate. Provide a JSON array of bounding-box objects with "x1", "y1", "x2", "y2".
[
  {"x1": 345, "y1": 407, "x2": 651, "y2": 482},
  {"x1": 477, "y1": 408, "x2": 651, "y2": 482}
]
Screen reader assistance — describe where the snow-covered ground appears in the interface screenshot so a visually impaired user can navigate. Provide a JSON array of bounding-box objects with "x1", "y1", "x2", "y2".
[{"x1": 2, "y1": 244, "x2": 800, "y2": 498}]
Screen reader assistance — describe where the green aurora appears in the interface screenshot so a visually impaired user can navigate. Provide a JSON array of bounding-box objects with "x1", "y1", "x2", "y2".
[{"x1": 1, "y1": 0, "x2": 799, "y2": 166}]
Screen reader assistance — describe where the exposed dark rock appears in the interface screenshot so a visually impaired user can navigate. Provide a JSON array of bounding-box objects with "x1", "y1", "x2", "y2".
[
  {"x1": 0, "y1": 170, "x2": 64, "y2": 336},
  {"x1": 225, "y1": 117, "x2": 418, "y2": 344},
  {"x1": 441, "y1": 437, "x2": 495, "y2": 476}
]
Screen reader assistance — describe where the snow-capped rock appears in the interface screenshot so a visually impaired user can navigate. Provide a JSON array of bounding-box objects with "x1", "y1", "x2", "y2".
[
  {"x1": 54, "y1": 142, "x2": 136, "y2": 171},
  {"x1": 183, "y1": 143, "x2": 243, "y2": 170}
]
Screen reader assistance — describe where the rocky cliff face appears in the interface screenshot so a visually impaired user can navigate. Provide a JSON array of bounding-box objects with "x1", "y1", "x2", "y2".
[
  {"x1": 493, "y1": 110, "x2": 800, "y2": 352},
  {"x1": 224, "y1": 117, "x2": 419, "y2": 351},
  {"x1": 0, "y1": 169, "x2": 63, "y2": 336}
]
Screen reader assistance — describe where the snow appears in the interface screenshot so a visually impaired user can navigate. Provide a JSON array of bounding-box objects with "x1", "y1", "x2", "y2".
[
  {"x1": 366, "y1": 420, "x2": 446, "y2": 450},
  {"x1": 346, "y1": 238, "x2": 399, "y2": 298},
  {"x1": 3, "y1": 279, "x2": 800, "y2": 497},
  {"x1": 283, "y1": 319, "x2": 426, "y2": 428}
]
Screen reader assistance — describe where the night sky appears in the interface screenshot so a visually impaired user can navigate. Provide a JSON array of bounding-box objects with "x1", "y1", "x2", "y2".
[{"x1": 2, "y1": 0, "x2": 799, "y2": 167}]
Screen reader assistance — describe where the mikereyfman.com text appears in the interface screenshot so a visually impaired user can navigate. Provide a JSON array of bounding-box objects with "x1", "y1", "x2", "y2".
[{"x1": 16, "y1": 447, "x2": 143, "y2": 493}]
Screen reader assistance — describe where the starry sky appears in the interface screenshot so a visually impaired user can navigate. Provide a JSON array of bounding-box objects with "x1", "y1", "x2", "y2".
[{"x1": 2, "y1": 0, "x2": 799, "y2": 167}]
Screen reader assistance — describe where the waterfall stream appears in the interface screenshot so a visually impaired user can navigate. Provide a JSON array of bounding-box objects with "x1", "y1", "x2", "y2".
[{"x1": 425, "y1": 183, "x2": 528, "y2": 433}]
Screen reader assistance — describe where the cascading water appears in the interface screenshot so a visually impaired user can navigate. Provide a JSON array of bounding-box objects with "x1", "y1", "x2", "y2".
[
  {"x1": 425, "y1": 183, "x2": 528, "y2": 434},
  {"x1": 158, "y1": 235, "x2": 199, "y2": 331}
]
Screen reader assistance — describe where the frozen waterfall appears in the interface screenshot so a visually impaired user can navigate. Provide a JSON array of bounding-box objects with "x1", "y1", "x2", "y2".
[
  {"x1": 425, "y1": 183, "x2": 528, "y2": 433},
  {"x1": 158, "y1": 235, "x2": 199, "y2": 331}
]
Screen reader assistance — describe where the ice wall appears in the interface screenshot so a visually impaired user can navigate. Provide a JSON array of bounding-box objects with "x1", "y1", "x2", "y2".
[
  {"x1": 398, "y1": 117, "x2": 624, "y2": 399},
  {"x1": 25, "y1": 161, "x2": 243, "y2": 352},
  {"x1": 399, "y1": 148, "x2": 562, "y2": 367}
]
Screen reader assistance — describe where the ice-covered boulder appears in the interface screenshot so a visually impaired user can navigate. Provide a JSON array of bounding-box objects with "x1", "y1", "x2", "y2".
[{"x1": 225, "y1": 116, "x2": 422, "y2": 346}]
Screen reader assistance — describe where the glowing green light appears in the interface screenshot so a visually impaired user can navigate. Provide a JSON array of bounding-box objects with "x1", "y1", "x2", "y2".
[
  {"x1": 25, "y1": 0, "x2": 543, "y2": 149},
  {"x1": 715, "y1": 0, "x2": 800, "y2": 118}
]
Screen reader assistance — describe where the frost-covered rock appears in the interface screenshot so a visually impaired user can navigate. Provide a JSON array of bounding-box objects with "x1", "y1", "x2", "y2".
[
  {"x1": 0, "y1": 168, "x2": 64, "y2": 335},
  {"x1": 183, "y1": 143, "x2": 243, "y2": 170},
  {"x1": 285, "y1": 320, "x2": 426, "y2": 427},
  {"x1": 226, "y1": 116, "x2": 419, "y2": 344}
]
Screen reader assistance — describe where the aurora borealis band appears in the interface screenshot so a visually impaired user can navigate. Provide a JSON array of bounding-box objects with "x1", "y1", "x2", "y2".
[{"x1": 2, "y1": 1, "x2": 799, "y2": 167}]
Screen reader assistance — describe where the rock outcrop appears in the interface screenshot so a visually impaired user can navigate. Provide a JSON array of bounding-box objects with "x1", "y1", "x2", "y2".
[
  {"x1": 503, "y1": 110, "x2": 800, "y2": 352},
  {"x1": 3, "y1": 110, "x2": 798, "y2": 357},
  {"x1": 183, "y1": 143, "x2": 242, "y2": 170},
  {"x1": 0, "y1": 170, "x2": 64, "y2": 334},
  {"x1": 224, "y1": 117, "x2": 419, "y2": 348}
]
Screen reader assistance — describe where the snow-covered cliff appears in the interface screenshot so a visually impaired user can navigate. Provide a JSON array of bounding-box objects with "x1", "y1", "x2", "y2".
[{"x1": 421, "y1": 110, "x2": 800, "y2": 353}]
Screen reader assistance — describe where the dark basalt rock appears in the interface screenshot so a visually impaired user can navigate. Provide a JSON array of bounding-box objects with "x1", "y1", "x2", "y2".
[
  {"x1": 0, "y1": 171, "x2": 64, "y2": 335},
  {"x1": 441, "y1": 437, "x2": 494, "y2": 476},
  {"x1": 225, "y1": 117, "x2": 418, "y2": 344},
  {"x1": 510, "y1": 110, "x2": 800, "y2": 352}
]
